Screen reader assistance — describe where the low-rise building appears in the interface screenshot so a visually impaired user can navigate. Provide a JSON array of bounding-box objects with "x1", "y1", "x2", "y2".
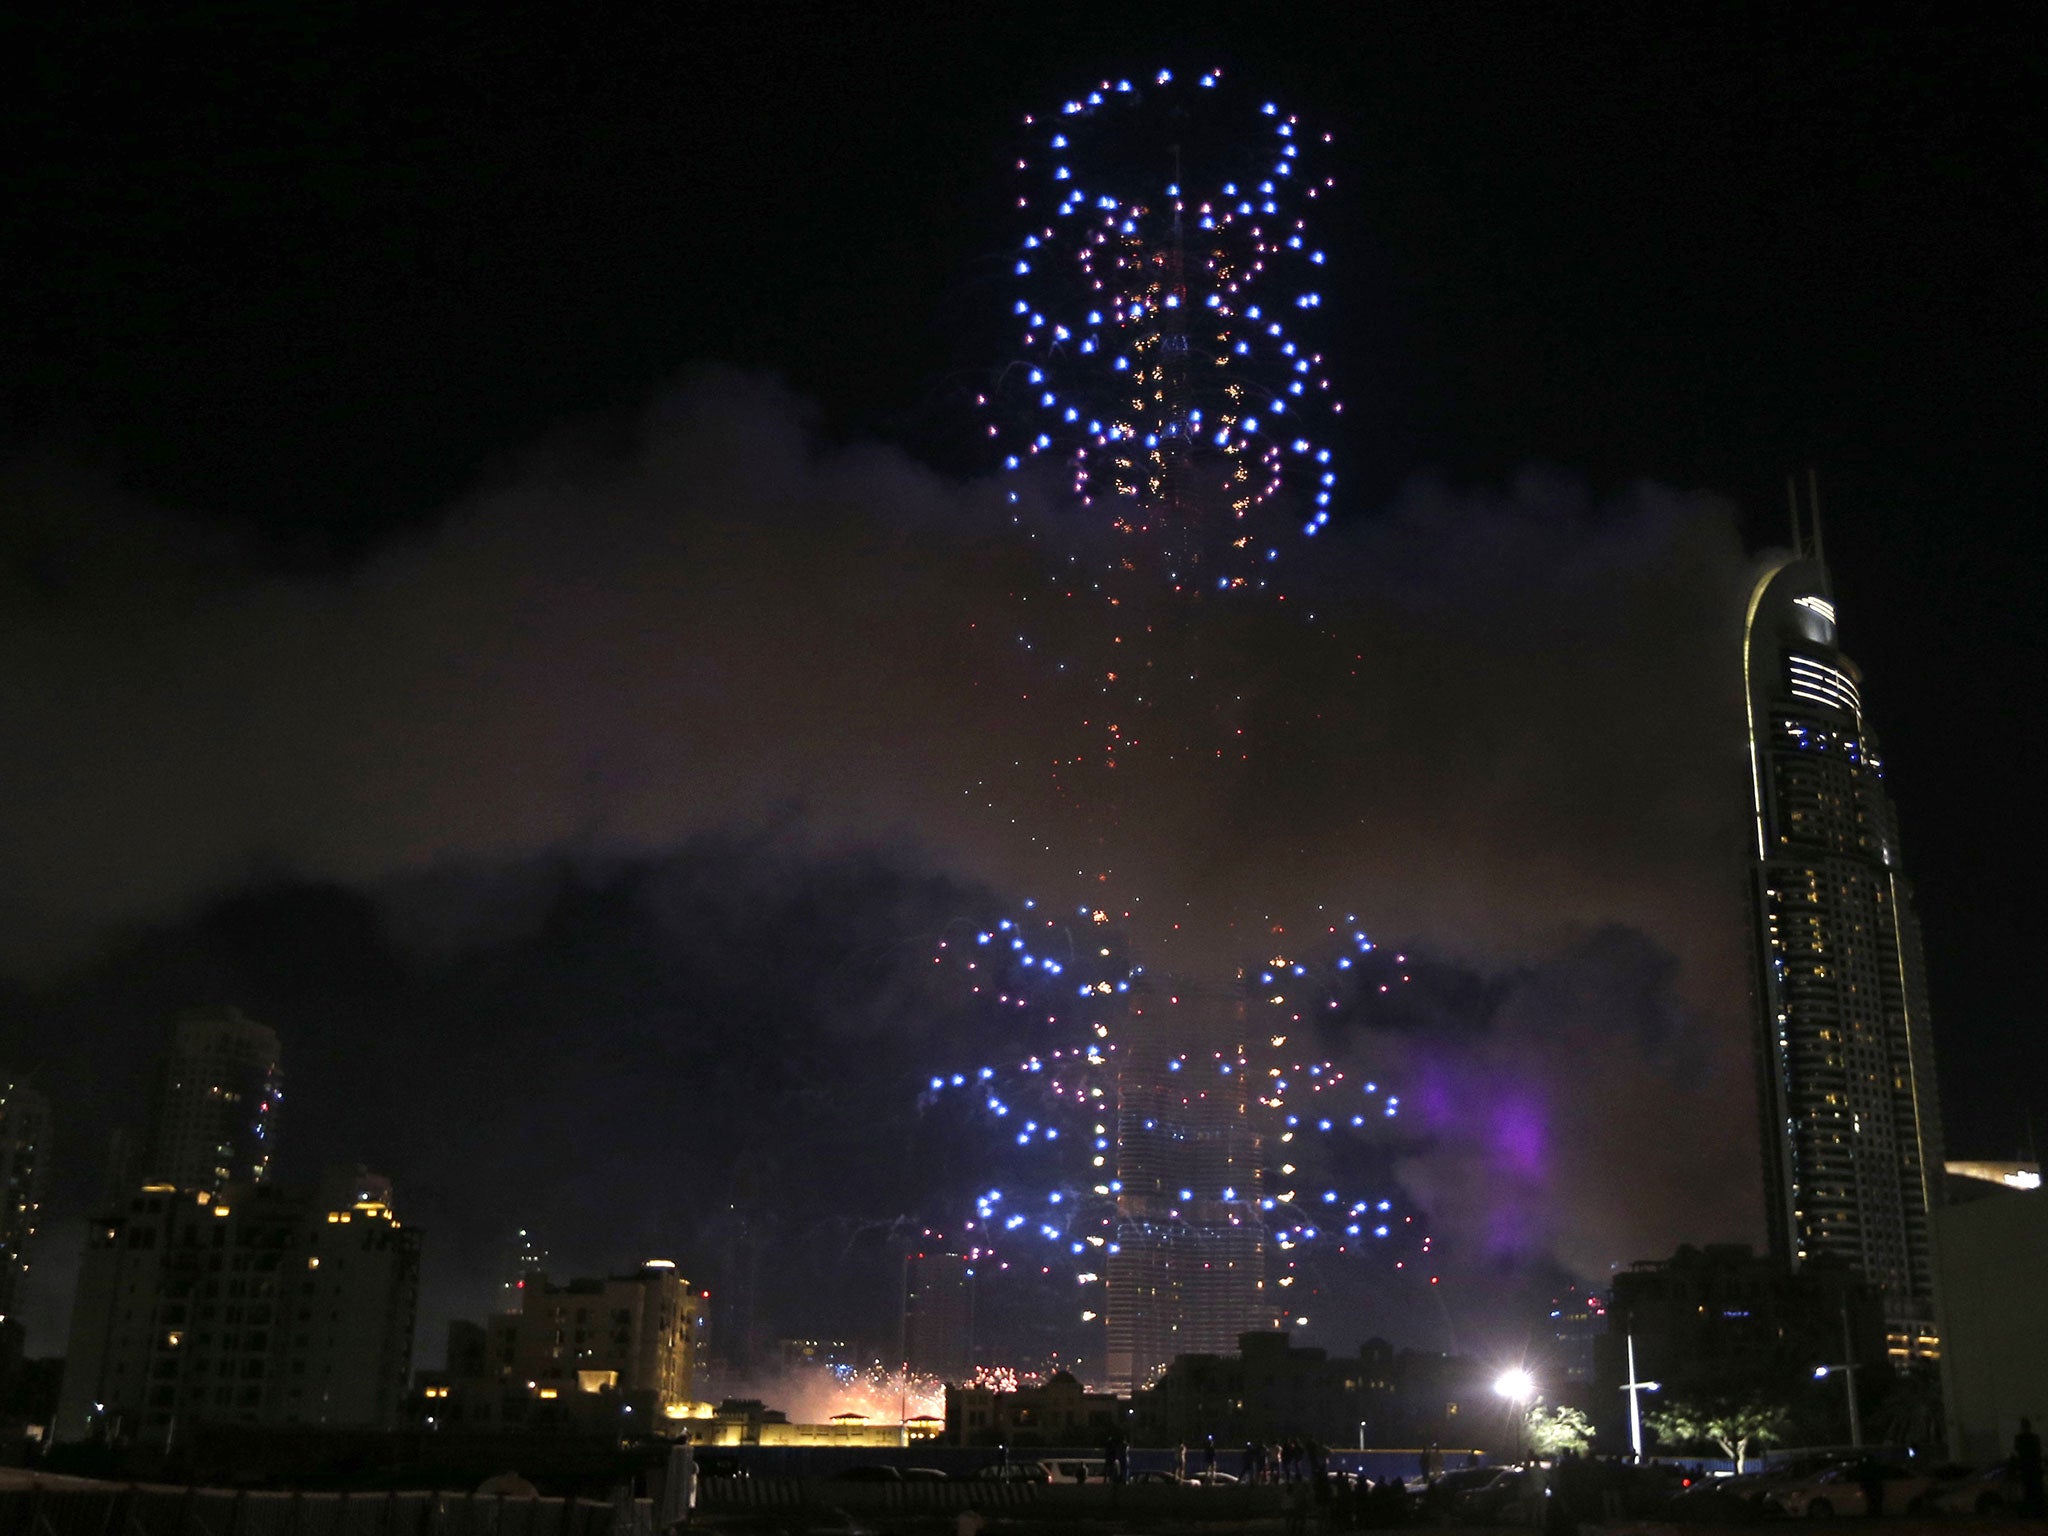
[
  {"x1": 418, "y1": 1262, "x2": 696, "y2": 1434},
  {"x1": 1137, "y1": 1331, "x2": 1392, "y2": 1448},
  {"x1": 1130, "y1": 1332, "x2": 1488, "y2": 1454},
  {"x1": 944, "y1": 1369, "x2": 1121, "y2": 1448},
  {"x1": 694, "y1": 1397, "x2": 937, "y2": 1447}
]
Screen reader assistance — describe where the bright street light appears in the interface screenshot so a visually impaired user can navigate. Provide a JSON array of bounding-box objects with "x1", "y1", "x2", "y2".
[
  {"x1": 1494, "y1": 1368, "x2": 1536, "y2": 1463},
  {"x1": 1493, "y1": 1368, "x2": 1535, "y2": 1401}
]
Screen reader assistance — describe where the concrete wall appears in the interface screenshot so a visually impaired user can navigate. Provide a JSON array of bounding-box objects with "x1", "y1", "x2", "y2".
[{"x1": 1937, "y1": 1189, "x2": 2048, "y2": 1461}]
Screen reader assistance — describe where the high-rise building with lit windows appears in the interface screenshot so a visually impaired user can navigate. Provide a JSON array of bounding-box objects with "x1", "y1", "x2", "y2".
[
  {"x1": 53, "y1": 1174, "x2": 419, "y2": 1444},
  {"x1": 0, "y1": 1080, "x2": 50, "y2": 1320},
  {"x1": 1744, "y1": 529, "x2": 1944, "y2": 1362},
  {"x1": 498, "y1": 1226, "x2": 549, "y2": 1310},
  {"x1": 1103, "y1": 983, "x2": 1269, "y2": 1393},
  {"x1": 141, "y1": 1007, "x2": 283, "y2": 1193}
]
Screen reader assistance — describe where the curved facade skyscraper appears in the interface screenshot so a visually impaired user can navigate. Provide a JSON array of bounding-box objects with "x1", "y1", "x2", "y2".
[
  {"x1": 1744, "y1": 544, "x2": 1943, "y2": 1362},
  {"x1": 140, "y1": 1006, "x2": 283, "y2": 1193}
]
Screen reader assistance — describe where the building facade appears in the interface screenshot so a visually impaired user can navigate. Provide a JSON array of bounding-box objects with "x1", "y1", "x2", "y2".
[
  {"x1": 944, "y1": 1369, "x2": 1123, "y2": 1448},
  {"x1": 140, "y1": 1008, "x2": 284, "y2": 1194},
  {"x1": 419, "y1": 1263, "x2": 697, "y2": 1432},
  {"x1": 1935, "y1": 1186, "x2": 2048, "y2": 1461},
  {"x1": 904, "y1": 1250, "x2": 974, "y2": 1381},
  {"x1": 1538, "y1": 1283, "x2": 1607, "y2": 1408},
  {"x1": 1744, "y1": 546, "x2": 1944, "y2": 1361},
  {"x1": 1104, "y1": 981, "x2": 1269, "y2": 1393},
  {"x1": 1600, "y1": 1243, "x2": 1884, "y2": 1395},
  {"x1": 0, "y1": 1082, "x2": 50, "y2": 1321},
  {"x1": 53, "y1": 1177, "x2": 419, "y2": 1444},
  {"x1": 498, "y1": 1226, "x2": 549, "y2": 1310},
  {"x1": 1137, "y1": 1330, "x2": 1394, "y2": 1449}
]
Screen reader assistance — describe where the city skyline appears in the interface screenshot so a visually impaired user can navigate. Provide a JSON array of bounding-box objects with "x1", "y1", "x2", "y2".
[{"x1": 2, "y1": 8, "x2": 2041, "y2": 1372}]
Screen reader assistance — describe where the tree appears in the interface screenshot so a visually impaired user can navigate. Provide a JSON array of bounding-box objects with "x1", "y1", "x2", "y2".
[
  {"x1": 1524, "y1": 1404, "x2": 1593, "y2": 1457},
  {"x1": 1648, "y1": 1395, "x2": 1790, "y2": 1474}
]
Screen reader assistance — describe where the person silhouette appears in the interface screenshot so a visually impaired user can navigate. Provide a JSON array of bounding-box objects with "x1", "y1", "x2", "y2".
[{"x1": 2016, "y1": 1418, "x2": 2045, "y2": 1518}]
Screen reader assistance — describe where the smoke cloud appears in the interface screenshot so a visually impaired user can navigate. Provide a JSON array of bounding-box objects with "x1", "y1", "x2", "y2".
[{"x1": 0, "y1": 373, "x2": 1767, "y2": 1356}]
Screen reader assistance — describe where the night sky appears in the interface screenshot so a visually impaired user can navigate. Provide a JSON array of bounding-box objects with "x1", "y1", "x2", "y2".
[{"x1": 4, "y1": 5, "x2": 2042, "y2": 1370}]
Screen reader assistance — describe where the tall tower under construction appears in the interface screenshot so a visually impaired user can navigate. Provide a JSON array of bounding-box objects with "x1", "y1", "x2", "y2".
[
  {"x1": 1103, "y1": 979, "x2": 1269, "y2": 1392},
  {"x1": 1745, "y1": 506, "x2": 1944, "y2": 1362}
]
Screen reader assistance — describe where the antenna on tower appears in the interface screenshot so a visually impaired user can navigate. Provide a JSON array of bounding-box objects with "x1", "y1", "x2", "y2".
[
  {"x1": 1787, "y1": 473, "x2": 1803, "y2": 556},
  {"x1": 1807, "y1": 467, "x2": 1830, "y2": 595}
]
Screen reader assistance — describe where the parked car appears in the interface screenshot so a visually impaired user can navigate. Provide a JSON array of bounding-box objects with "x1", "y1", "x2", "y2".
[
  {"x1": 1038, "y1": 1458, "x2": 1108, "y2": 1484},
  {"x1": 1913, "y1": 1463, "x2": 2023, "y2": 1516},
  {"x1": 968, "y1": 1463, "x2": 1048, "y2": 1484},
  {"x1": 1409, "y1": 1464, "x2": 1501, "y2": 1515},
  {"x1": 1767, "y1": 1461, "x2": 1937, "y2": 1518},
  {"x1": 901, "y1": 1467, "x2": 949, "y2": 1483},
  {"x1": 1668, "y1": 1474, "x2": 1770, "y2": 1524},
  {"x1": 1700, "y1": 1455, "x2": 1850, "y2": 1514},
  {"x1": 832, "y1": 1464, "x2": 903, "y2": 1483},
  {"x1": 1448, "y1": 1467, "x2": 1531, "y2": 1523},
  {"x1": 1183, "y1": 1471, "x2": 1241, "y2": 1487},
  {"x1": 1410, "y1": 1465, "x2": 1498, "y2": 1499}
]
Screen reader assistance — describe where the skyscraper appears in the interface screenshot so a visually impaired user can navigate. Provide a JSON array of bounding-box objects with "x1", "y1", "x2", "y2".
[
  {"x1": 0, "y1": 1081, "x2": 51, "y2": 1320},
  {"x1": 1103, "y1": 981, "x2": 1269, "y2": 1392},
  {"x1": 903, "y1": 1250, "x2": 975, "y2": 1381},
  {"x1": 498, "y1": 1226, "x2": 550, "y2": 1310},
  {"x1": 141, "y1": 1007, "x2": 283, "y2": 1192},
  {"x1": 1745, "y1": 519, "x2": 1944, "y2": 1362}
]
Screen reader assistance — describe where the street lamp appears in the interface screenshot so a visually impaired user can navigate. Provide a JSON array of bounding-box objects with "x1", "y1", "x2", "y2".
[
  {"x1": 1814, "y1": 1303, "x2": 1864, "y2": 1449},
  {"x1": 1813, "y1": 1363, "x2": 1863, "y2": 1449},
  {"x1": 1494, "y1": 1369, "x2": 1535, "y2": 1461},
  {"x1": 1620, "y1": 1333, "x2": 1661, "y2": 1461}
]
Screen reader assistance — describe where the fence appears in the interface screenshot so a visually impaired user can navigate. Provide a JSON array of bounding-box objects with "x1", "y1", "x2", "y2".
[
  {"x1": 697, "y1": 1480, "x2": 1041, "y2": 1511},
  {"x1": 0, "y1": 1486, "x2": 657, "y2": 1536}
]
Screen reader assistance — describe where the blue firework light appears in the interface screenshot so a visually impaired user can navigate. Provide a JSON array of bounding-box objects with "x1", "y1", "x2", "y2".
[
  {"x1": 919, "y1": 904, "x2": 1431, "y2": 1313},
  {"x1": 986, "y1": 69, "x2": 1343, "y2": 588}
]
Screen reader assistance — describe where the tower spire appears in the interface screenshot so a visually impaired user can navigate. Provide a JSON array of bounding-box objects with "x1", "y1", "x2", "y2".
[{"x1": 1807, "y1": 466, "x2": 1830, "y2": 596}]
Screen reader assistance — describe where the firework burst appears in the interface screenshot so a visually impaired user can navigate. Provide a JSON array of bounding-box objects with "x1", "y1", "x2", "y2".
[
  {"x1": 982, "y1": 69, "x2": 1343, "y2": 593},
  {"x1": 916, "y1": 904, "x2": 1430, "y2": 1328}
]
